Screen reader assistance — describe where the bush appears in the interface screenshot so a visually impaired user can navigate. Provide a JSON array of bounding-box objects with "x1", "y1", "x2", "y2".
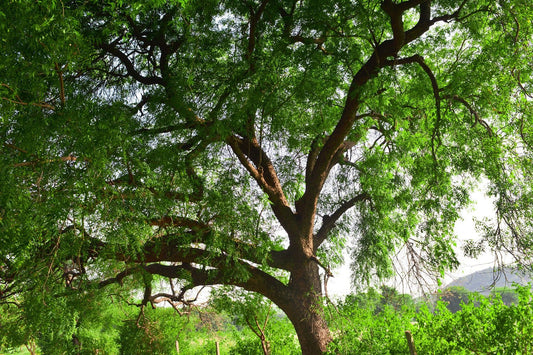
[{"x1": 327, "y1": 285, "x2": 533, "y2": 355}]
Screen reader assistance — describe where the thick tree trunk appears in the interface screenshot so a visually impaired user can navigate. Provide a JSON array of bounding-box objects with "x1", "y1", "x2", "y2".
[
  {"x1": 288, "y1": 302, "x2": 331, "y2": 354},
  {"x1": 280, "y1": 259, "x2": 332, "y2": 354}
]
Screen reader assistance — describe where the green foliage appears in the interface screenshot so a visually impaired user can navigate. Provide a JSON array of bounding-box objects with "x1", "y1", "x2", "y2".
[
  {"x1": 228, "y1": 318, "x2": 299, "y2": 355},
  {"x1": 491, "y1": 286, "x2": 519, "y2": 306},
  {"x1": 2, "y1": 0, "x2": 533, "y2": 353},
  {"x1": 119, "y1": 308, "x2": 180, "y2": 355},
  {"x1": 328, "y1": 285, "x2": 533, "y2": 355},
  {"x1": 414, "y1": 286, "x2": 533, "y2": 354},
  {"x1": 0, "y1": 303, "x2": 35, "y2": 352},
  {"x1": 211, "y1": 287, "x2": 299, "y2": 355},
  {"x1": 2, "y1": 285, "x2": 533, "y2": 355},
  {"x1": 327, "y1": 286, "x2": 418, "y2": 354}
]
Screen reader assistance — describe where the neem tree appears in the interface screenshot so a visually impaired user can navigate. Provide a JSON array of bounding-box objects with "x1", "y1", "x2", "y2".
[{"x1": 1, "y1": 0, "x2": 532, "y2": 353}]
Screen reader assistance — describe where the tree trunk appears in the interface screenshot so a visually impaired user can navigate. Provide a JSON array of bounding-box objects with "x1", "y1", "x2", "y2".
[
  {"x1": 280, "y1": 259, "x2": 332, "y2": 354},
  {"x1": 260, "y1": 337, "x2": 271, "y2": 355},
  {"x1": 288, "y1": 303, "x2": 331, "y2": 355}
]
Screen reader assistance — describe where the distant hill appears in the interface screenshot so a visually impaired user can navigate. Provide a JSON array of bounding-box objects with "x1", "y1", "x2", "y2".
[{"x1": 445, "y1": 267, "x2": 533, "y2": 295}]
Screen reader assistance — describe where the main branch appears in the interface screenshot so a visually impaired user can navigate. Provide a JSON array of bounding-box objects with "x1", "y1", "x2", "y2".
[{"x1": 227, "y1": 135, "x2": 297, "y2": 236}]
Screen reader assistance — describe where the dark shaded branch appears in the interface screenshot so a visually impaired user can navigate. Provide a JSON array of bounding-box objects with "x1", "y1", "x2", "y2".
[
  {"x1": 381, "y1": 0, "x2": 408, "y2": 50},
  {"x1": 246, "y1": 0, "x2": 271, "y2": 72},
  {"x1": 404, "y1": 1, "x2": 432, "y2": 43},
  {"x1": 99, "y1": 266, "x2": 138, "y2": 288},
  {"x1": 135, "y1": 261, "x2": 289, "y2": 309},
  {"x1": 119, "y1": 229, "x2": 293, "y2": 272},
  {"x1": 314, "y1": 192, "x2": 370, "y2": 247},
  {"x1": 98, "y1": 42, "x2": 164, "y2": 85}
]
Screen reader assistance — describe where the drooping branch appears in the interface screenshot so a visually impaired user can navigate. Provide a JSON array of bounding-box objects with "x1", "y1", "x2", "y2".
[
  {"x1": 99, "y1": 257, "x2": 290, "y2": 311},
  {"x1": 384, "y1": 54, "x2": 441, "y2": 160}
]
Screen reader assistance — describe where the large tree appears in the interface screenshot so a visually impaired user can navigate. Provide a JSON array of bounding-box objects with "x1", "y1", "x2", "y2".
[{"x1": 1, "y1": 0, "x2": 532, "y2": 353}]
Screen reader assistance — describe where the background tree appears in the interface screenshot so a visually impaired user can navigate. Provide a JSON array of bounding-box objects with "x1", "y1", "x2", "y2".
[
  {"x1": 440, "y1": 286, "x2": 472, "y2": 313},
  {"x1": 340, "y1": 286, "x2": 414, "y2": 314},
  {"x1": 490, "y1": 286, "x2": 519, "y2": 306},
  {"x1": 212, "y1": 289, "x2": 275, "y2": 355},
  {"x1": 1, "y1": 0, "x2": 533, "y2": 353}
]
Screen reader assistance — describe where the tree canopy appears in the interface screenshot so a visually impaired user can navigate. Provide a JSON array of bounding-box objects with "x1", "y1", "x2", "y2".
[{"x1": 1, "y1": 0, "x2": 533, "y2": 353}]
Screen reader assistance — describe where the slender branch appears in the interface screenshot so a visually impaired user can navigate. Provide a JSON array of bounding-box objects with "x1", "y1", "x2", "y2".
[
  {"x1": 1, "y1": 97, "x2": 55, "y2": 111},
  {"x1": 246, "y1": 0, "x2": 270, "y2": 72},
  {"x1": 310, "y1": 255, "x2": 333, "y2": 278},
  {"x1": 384, "y1": 54, "x2": 441, "y2": 161},
  {"x1": 99, "y1": 266, "x2": 138, "y2": 288},
  {"x1": 54, "y1": 62, "x2": 66, "y2": 105},
  {"x1": 245, "y1": 316, "x2": 262, "y2": 338},
  {"x1": 149, "y1": 216, "x2": 210, "y2": 232},
  {"x1": 3, "y1": 142, "x2": 31, "y2": 155},
  {"x1": 314, "y1": 192, "x2": 370, "y2": 247},
  {"x1": 1, "y1": 83, "x2": 56, "y2": 110},
  {"x1": 13, "y1": 155, "x2": 79, "y2": 167},
  {"x1": 261, "y1": 302, "x2": 272, "y2": 332},
  {"x1": 443, "y1": 95, "x2": 494, "y2": 137},
  {"x1": 296, "y1": 1, "x2": 440, "y2": 222}
]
